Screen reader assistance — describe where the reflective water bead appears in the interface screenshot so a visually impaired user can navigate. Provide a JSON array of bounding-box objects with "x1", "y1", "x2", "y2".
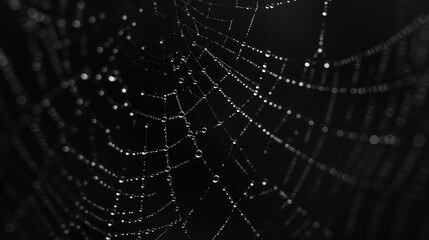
[
  {"x1": 212, "y1": 175, "x2": 220, "y2": 183},
  {"x1": 324, "y1": 62, "x2": 330, "y2": 68},
  {"x1": 262, "y1": 63, "x2": 267, "y2": 73},
  {"x1": 195, "y1": 149, "x2": 202, "y2": 158},
  {"x1": 108, "y1": 75, "x2": 117, "y2": 82},
  {"x1": 80, "y1": 73, "x2": 89, "y2": 80}
]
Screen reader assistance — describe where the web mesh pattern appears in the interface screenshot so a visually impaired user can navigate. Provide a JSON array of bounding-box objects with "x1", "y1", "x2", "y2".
[{"x1": 1, "y1": 0, "x2": 429, "y2": 239}]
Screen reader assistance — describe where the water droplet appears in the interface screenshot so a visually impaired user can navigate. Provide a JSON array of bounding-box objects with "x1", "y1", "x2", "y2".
[
  {"x1": 262, "y1": 63, "x2": 267, "y2": 73},
  {"x1": 108, "y1": 75, "x2": 117, "y2": 82},
  {"x1": 187, "y1": 130, "x2": 193, "y2": 137},
  {"x1": 195, "y1": 149, "x2": 202, "y2": 158},
  {"x1": 212, "y1": 175, "x2": 220, "y2": 183},
  {"x1": 80, "y1": 73, "x2": 89, "y2": 80}
]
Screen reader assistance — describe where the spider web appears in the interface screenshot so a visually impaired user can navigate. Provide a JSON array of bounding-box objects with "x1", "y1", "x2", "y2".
[{"x1": 1, "y1": 0, "x2": 429, "y2": 239}]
